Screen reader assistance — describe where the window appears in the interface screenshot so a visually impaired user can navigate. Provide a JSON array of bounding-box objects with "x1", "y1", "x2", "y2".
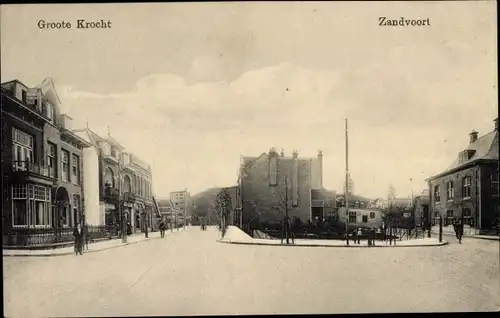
[
  {"x1": 12, "y1": 185, "x2": 28, "y2": 226},
  {"x1": 111, "y1": 147, "x2": 117, "y2": 159},
  {"x1": 462, "y1": 177, "x2": 472, "y2": 198},
  {"x1": 12, "y1": 184, "x2": 50, "y2": 227},
  {"x1": 445, "y1": 210, "x2": 454, "y2": 226},
  {"x1": 104, "y1": 167, "x2": 115, "y2": 187},
  {"x1": 446, "y1": 182, "x2": 454, "y2": 200},
  {"x1": 72, "y1": 154, "x2": 79, "y2": 184},
  {"x1": 491, "y1": 173, "x2": 499, "y2": 196},
  {"x1": 21, "y1": 90, "x2": 27, "y2": 103},
  {"x1": 61, "y1": 150, "x2": 69, "y2": 182},
  {"x1": 463, "y1": 208, "x2": 474, "y2": 226},
  {"x1": 434, "y1": 185, "x2": 441, "y2": 202},
  {"x1": 47, "y1": 143, "x2": 56, "y2": 178},
  {"x1": 73, "y1": 195, "x2": 80, "y2": 225},
  {"x1": 46, "y1": 102, "x2": 54, "y2": 123},
  {"x1": 362, "y1": 215, "x2": 368, "y2": 223},
  {"x1": 348, "y1": 211, "x2": 356, "y2": 223},
  {"x1": 369, "y1": 212, "x2": 375, "y2": 219},
  {"x1": 34, "y1": 185, "x2": 51, "y2": 226},
  {"x1": 12, "y1": 128, "x2": 34, "y2": 171}
]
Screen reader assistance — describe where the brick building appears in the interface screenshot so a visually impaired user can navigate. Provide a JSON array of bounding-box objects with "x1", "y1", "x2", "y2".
[
  {"x1": 2, "y1": 78, "x2": 91, "y2": 246},
  {"x1": 239, "y1": 148, "x2": 336, "y2": 225},
  {"x1": 426, "y1": 118, "x2": 499, "y2": 235}
]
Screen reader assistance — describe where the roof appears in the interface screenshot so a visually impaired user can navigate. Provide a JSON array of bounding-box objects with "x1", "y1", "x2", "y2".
[
  {"x1": 241, "y1": 152, "x2": 318, "y2": 172},
  {"x1": 105, "y1": 135, "x2": 126, "y2": 150},
  {"x1": 428, "y1": 130, "x2": 498, "y2": 180},
  {"x1": 36, "y1": 77, "x2": 62, "y2": 105}
]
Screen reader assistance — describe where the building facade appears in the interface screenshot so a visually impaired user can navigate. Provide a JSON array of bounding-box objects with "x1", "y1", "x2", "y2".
[
  {"x1": 239, "y1": 148, "x2": 336, "y2": 225},
  {"x1": 72, "y1": 128, "x2": 156, "y2": 232},
  {"x1": 338, "y1": 208, "x2": 384, "y2": 229},
  {"x1": 2, "y1": 78, "x2": 90, "y2": 246},
  {"x1": 169, "y1": 190, "x2": 191, "y2": 226},
  {"x1": 426, "y1": 118, "x2": 499, "y2": 235}
]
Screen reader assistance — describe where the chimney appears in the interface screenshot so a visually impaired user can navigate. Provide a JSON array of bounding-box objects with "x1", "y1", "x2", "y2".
[
  {"x1": 469, "y1": 130, "x2": 478, "y2": 143},
  {"x1": 494, "y1": 118, "x2": 498, "y2": 131},
  {"x1": 280, "y1": 149, "x2": 284, "y2": 157},
  {"x1": 292, "y1": 149, "x2": 298, "y2": 158},
  {"x1": 317, "y1": 150, "x2": 323, "y2": 188}
]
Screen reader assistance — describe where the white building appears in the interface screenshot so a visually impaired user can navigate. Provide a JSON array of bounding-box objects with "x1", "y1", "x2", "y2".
[
  {"x1": 338, "y1": 207, "x2": 384, "y2": 228},
  {"x1": 169, "y1": 190, "x2": 191, "y2": 225}
]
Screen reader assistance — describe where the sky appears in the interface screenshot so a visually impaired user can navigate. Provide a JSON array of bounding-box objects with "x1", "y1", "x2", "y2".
[{"x1": 1, "y1": 2, "x2": 497, "y2": 199}]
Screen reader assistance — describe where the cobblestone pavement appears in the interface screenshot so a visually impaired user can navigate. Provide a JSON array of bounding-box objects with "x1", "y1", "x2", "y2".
[{"x1": 3, "y1": 227, "x2": 499, "y2": 317}]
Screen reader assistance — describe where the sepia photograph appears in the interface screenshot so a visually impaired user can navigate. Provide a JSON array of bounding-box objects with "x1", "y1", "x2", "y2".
[{"x1": 1, "y1": 1, "x2": 498, "y2": 316}]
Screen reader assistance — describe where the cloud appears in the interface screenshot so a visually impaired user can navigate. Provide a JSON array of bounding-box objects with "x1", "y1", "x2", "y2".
[{"x1": 56, "y1": 59, "x2": 496, "y2": 198}]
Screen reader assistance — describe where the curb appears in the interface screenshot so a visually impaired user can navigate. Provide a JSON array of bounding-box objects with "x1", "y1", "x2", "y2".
[
  {"x1": 216, "y1": 239, "x2": 449, "y2": 248},
  {"x1": 2, "y1": 235, "x2": 164, "y2": 257},
  {"x1": 437, "y1": 233, "x2": 499, "y2": 241}
]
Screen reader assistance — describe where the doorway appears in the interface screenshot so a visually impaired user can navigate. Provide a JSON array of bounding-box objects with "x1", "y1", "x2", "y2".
[{"x1": 311, "y1": 207, "x2": 323, "y2": 220}]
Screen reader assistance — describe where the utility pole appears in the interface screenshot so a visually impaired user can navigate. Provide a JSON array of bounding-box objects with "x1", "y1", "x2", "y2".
[
  {"x1": 345, "y1": 118, "x2": 349, "y2": 236},
  {"x1": 285, "y1": 174, "x2": 290, "y2": 244}
]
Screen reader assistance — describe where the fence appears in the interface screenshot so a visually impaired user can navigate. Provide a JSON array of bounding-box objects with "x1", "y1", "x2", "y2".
[{"x1": 3, "y1": 225, "x2": 119, "y2": 248}]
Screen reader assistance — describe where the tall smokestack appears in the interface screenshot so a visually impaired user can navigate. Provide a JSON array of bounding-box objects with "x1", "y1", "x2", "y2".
[{"x1": 318, "y1": 150, "x2": 323, "y2": 188}]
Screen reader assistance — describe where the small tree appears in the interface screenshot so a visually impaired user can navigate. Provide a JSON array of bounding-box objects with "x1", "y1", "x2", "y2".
[{"x1": 215, "y1": 189, "x2": 232, "y2": 237}]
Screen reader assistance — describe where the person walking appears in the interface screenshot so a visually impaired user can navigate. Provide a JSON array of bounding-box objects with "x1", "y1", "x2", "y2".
[
  {"x1": 456, "y1": 218, "x2": 464, "y2": 244},
  {"x1": 73, "y1": 222, "x2": 84, "y2": 256},
  {"x1": 357, "y1": 228, "x2": 363, "y2": 245},
  {"x1": 159, "y1": 217, "x2": 166, "y2": 238}
]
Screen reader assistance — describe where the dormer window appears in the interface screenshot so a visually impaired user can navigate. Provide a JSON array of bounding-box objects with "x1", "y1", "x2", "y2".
[
  {"x1": 459, "y1": 150, "x2": 476, "y2": 164},
  {"x1": 44, "y1": 102, "x2": 54, "y2": 123}
]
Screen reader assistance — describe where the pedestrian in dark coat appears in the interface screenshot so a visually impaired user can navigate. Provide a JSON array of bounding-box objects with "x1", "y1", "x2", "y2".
[
  {"x1": 455, "y1": 219, "x2": 464, "y2": 244},
  {"x1": 73, "y1": 222, "x2": 84, "y2": 256},
  {"x1": 159, "y1": 218, "x2": 166, "y2": 238}
]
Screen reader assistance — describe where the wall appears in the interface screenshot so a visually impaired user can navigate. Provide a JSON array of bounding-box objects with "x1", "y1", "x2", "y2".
[
  {"x1": 82, "y1": 146, "x2": 101, "y2": 225},
  {"x1": 428, "y1": 162, "x2": 500, "y2": 234},
  {"x1": 480, "y1": 162, "x2": 499, "y2": 230},
  {"x1": 242, "y1": 155, "x2": 312, "y2": 223}
]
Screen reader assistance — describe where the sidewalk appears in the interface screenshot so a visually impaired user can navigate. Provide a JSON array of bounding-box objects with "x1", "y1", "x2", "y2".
[
  {"x1": 3, "y1": 227, "x2": 189, "y2": 257},
  {"x1": 435, "y1": 231, "x2": 499, "y2": 241},
  {"x1": 217, "y1": 226, "x2": 448, "y2": 248}
]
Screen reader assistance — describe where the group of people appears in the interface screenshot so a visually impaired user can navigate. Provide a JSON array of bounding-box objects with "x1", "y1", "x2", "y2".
[{"x1": 345, "y1": 227, "x2": 378, "y2": 246}]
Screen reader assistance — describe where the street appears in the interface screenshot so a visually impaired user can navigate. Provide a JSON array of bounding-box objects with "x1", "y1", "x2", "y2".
[{"x1": 3, "y1": 227, "x2": 499, "y2": 316}]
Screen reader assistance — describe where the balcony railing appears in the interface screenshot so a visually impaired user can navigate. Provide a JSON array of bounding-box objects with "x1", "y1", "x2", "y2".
[
  {"x1": 11, "y1": 161, "x2": 49, "y2": 177},
  {"x1": 101, "y1": 186, "x2": 120, "y2": 201}
]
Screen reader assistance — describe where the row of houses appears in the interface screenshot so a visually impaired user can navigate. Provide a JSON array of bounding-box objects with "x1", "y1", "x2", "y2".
[{"x1": 1, "y1": 78, "x2": 158, "y2": 247}]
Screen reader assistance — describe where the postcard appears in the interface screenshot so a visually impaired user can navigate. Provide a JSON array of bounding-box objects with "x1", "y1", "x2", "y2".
[{"x1": 1, "y1": 2, "x2": 498, "y2": 317}]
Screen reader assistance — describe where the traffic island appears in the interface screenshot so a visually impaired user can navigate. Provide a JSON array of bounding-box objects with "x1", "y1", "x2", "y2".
[{"x1": 216, "y1": 226, "x2": 449, "y2": 248}]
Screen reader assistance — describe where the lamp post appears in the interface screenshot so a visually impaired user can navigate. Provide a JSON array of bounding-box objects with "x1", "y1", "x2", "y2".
[
  {"x1": 345, "y1": 118, "x2": 349, "y2": 237},
  {"x1": 284, "y1": 174, "x2": 290, "y2": 245}
]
